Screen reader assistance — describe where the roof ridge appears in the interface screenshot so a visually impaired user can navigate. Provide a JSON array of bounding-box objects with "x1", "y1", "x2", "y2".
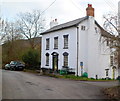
[
  {"x1": 51, "y1": 16, "x2": 88, "y2": 29},
  {"x1": 41, "y1": 16, "x2": 88, "y2": 35}
]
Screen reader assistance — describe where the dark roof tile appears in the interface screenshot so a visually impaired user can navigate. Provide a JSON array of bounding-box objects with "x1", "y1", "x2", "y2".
[
  {"x1": 41, "y1": 16, "x2": 113, "y2": 38},
  {"x1": 41, "y1": 16, "x2": 89, "y2": 35}
]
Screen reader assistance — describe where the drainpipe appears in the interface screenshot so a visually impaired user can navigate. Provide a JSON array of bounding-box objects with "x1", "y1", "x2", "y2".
[{"x1": 76, "y1": 26, "x2": 79, "y2": 76}]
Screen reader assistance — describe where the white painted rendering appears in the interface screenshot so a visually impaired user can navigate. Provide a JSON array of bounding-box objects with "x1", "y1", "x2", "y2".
[
  {"x1": 41, "y1": 16, "x2": 118, "y2": 79},
  {"x1": 41, "y1": 27, "x2": 77, "y2": 71}
]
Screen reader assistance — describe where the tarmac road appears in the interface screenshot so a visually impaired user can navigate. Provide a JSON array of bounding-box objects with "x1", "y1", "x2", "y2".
[
  {"x1": 2, "y1": 70, "x2": 118, "y2": 99},
  {"x1": 0, "y1": 69, "x2": 2, "y2": 100}
]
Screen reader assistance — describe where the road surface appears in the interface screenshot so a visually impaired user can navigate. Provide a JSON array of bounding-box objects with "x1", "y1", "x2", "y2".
[
  {"x1": 0, "y1": 69, "x2": 2, "y2": 100},
  {"x1": 2, "y1": 70, "x2": 118, "y2": 99}
]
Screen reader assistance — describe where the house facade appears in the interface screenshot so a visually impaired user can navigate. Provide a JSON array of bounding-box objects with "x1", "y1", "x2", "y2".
[{"x1": 41, "y1": 4, "x2": 118, "y2": 79}]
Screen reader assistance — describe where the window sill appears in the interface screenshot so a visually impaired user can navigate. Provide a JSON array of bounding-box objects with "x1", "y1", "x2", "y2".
[
  {"x1": 63, "y1": 47, "x2": 68, "y2": 49},
  {"x1": 45, "y1": 65, "x2": 49, "y2": 66},
  {"x1": 54, "y1": 48, "x2": 58, "y2": 49},
  {"x1": 62, "y1": 66, "x2": 69, "y2": 68}
]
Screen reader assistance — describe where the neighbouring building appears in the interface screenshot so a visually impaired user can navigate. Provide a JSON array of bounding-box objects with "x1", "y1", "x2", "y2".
[{"x1": 41, "y1": 4, "x2": 118, "y2": 79}]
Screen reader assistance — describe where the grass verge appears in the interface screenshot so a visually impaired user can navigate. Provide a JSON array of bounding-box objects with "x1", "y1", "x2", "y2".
[
  {"x1": 23, "y1": 69, "x2": 117, "y2": 81},
  {"x1": 44, "y1": 74, "x2": 117, "y2": 81}
]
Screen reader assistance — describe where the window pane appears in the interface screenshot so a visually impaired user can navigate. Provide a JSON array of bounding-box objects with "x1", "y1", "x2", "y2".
[
  {"x1": 46, "y1": 38, "x2": 50, "y2": 50},
  {"x1": 110, "y1": 56, "x2": 113, "y2": 66},
  {"x1": 54, "y1": 37, "x2": 58, "y2": 49},
  {"x1": 81, "y1": 26, "x2": 86, "y2": 30},
  {"x1": 46, "y1": 55, "x2": 49, "y2": 66},
  {"x1": 64, "y1": 55, "x2": 68, "y2": 67},
  {"x1": 64, "y1": 35, "x2": 68, "y2": 49}
]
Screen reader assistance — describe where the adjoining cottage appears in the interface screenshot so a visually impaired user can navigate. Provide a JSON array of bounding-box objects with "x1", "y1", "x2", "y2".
[{"x1": 41, "y1": 4, "x2": 118, "y2": 79}]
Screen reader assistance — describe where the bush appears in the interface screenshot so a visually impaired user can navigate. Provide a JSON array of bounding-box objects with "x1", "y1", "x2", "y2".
[
  {"x1": 101, "y1": 78, "x2": 106, "y2": 80},
  {"x1": 82, "y1": 72, "x2": 88, "y2": 78},
  {"x1": 22, "y1": 49, "x2": 40, "y2": 69},
  {"x1": 90, "y1": 78, "x2": 95, "y2": 80}
]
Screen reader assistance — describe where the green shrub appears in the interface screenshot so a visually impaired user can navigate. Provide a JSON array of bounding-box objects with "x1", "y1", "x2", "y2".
[
  {"x1": 82, "y1": 72, "x2": 88, "y2": 78},
  {"x1": 22, "y1": 49, "x2": 40, "y2": 69},
  {"x1": 90, "y1": 78, "x2": 95, "y2": 80}
]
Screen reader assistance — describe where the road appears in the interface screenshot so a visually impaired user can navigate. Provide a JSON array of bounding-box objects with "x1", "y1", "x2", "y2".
[
  {"x1": 0, "y1": 69, "x2": 2, "y2": 100},
  {"x1": 2, "y1": 70, "x2": 118, "y2": 99}
]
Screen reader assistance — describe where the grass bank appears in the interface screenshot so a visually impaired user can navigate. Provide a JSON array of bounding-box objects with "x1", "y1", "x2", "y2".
[
  {"x1": 23, "y1": 69, "x2": 117, "y2": 81},
  {"x1": 43, "y1": 73, "x2": 117, "y2": 81}
]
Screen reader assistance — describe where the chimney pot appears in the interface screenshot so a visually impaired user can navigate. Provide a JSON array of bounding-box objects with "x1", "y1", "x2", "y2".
[
  {"x1": 88, "y1": 4, "x2": 92, "y2": 7},
  {"x1": 50, "y1": 19, "x2": 58, "y2": 28},
  {"x1": 55, "y1": 19, "x2": 57, "y2": 22},
  {"x1": 86, "y1": 4, "x2": 94, "y2": 17}
]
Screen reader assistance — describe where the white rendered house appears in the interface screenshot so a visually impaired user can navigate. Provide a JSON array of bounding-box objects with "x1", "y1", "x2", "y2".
[{"x1": 41, "y1": 4, "x2": 118, "y2": 79}]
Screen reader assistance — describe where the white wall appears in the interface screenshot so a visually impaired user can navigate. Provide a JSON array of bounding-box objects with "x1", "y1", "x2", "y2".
[
  {"x1": 41, "y1": 16, "x2": 118, "y2": 79},
  {"x1": 78, "y1": 16, "x2": 118, "y2": 79},
  {"x1": 41, "y1": 27, "x2": 77, "y2": 70}
]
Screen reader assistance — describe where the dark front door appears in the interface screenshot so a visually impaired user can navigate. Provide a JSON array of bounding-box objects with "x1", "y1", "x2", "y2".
[
  {"x1": 53, "y1": 55, "x2": 58, "y2": 71},
  {"x1": 52, "y1": 52, "x2": 59, "y2": 71}
]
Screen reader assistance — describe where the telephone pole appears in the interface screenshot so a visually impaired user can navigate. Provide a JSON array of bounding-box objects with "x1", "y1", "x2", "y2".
[{"x1": 118, "y1": 1, "x2": 120, "y2": 82}]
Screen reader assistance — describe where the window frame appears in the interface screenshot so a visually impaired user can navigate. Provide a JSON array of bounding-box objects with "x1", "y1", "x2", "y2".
[
  {"x1": 45, "y1": 53, "x2": 49, "y2": 66},
  {"x1": 63, "y1": 35, "x2": 69, "y2": 49},
  {"x1": 54, "y1": 37, "x2": 58, "y2": 49},
  {"x1": 46, "y1": 38, "x2": 50, "y2": 50},
  {"x1": 110, "y1": 55, "x2": 114, "y2": 66},
  {"x1": 81, "y1": 25, "x2": 86, "y2": 31},
  {"x1": 63, "y1": 52, "x2": 69, "y2": 67}
]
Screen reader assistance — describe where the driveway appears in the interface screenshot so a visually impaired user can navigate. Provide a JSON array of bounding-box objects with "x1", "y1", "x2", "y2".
[{"x1": 2, "y1": 70, "x2": 118, "y2": 99}]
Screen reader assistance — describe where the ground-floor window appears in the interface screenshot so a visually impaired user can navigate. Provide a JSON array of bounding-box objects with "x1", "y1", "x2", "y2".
[
  {"x1": 46, "y1": 53, "x2": 49, "y2": 66},
  {"x1": 63, "y1": 52, "x2": 69, "y2": 67}
]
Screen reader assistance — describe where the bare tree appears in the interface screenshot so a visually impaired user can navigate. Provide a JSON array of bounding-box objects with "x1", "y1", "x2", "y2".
[
  {"x1": 0, "y1": 18, "x2": 23, "y2": 44},
  {"x1": 103, "y1": 13, "x2": 120, "y2": 78},
  {"x1": 17, "y1": 10, "x2": 45, "y2": 48},
  {"x1": 0, "y1": 18, "x2": 8, "y2": 44}
]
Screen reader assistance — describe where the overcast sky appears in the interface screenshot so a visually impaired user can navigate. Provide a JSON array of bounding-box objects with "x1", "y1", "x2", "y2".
[{"x1": 0, "y1": 0, "x2": 120, "y2": 29}]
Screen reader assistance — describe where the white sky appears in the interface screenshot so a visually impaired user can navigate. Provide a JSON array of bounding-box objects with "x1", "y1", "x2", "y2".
[{"x1": 0, "y1": 0, "x2": 120, "y2": 29}]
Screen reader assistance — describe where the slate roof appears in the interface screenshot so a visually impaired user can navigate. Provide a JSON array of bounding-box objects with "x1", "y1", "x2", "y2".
[
  {"x1": 95, "y1": 21, "x2": 114, "y2": 38},
  {"x1": 41, "y1": 16, "x2": 113, "y2": 38},
  {"x1": 41, "y1": 16, "x2": 89, "y2": 35}
]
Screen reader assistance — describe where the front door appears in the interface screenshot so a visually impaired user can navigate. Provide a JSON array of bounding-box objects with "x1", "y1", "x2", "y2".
[
  {"x1": 52, "y1": 52, "x2": 58, "y2": 71},
  {"x1": 53, "y1": 55, "x2": 58, "y2": 71}
]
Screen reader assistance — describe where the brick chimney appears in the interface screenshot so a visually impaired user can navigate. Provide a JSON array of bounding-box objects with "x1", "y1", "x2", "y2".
[{"x1": 86, "y1": 4, "x2": 94, "y2": 17}]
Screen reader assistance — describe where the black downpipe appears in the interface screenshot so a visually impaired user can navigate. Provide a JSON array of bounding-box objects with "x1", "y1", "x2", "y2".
[{"x1": 77, "y1": 27, "x2": 79, "y2": 76}]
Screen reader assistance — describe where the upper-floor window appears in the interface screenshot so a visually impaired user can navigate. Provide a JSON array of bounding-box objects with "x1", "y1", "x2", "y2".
[
  {"x1": 45, "y1": 53, "x2": 49, "y2": 66},
  {"x1": 54, "y1": 37, "x2": 58, "y2": 49},
  {"x1": 46, "y1": 38, "x2": 50, "y2": 50},
  {"x1": 110, "y1": 56, "x2": 114, "y2": 66},
  {"x1": 81, "y1": 26, "x2": 86, "y2": 30},
  {"x1": 63, "y1": 35, "x2": 68, "y2": 49}
]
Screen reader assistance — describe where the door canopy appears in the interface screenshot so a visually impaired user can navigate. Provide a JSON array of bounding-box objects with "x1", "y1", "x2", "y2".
[{"x1": 51, "y1": 52, "x2": 59, "y2": 56}]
